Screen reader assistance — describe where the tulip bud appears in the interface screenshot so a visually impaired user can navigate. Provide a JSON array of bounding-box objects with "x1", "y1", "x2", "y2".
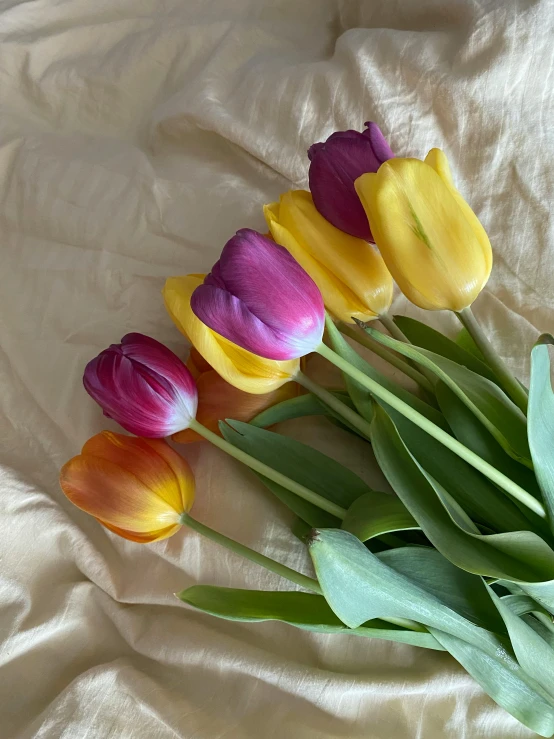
[
  {"x1": 173, "y1": 369, "x2": 298, "y2": 443},
  {"x1": 264, "y1": 190, "x2": 393, "y2": 324},
  {"x1": 355, "y1": 150, "x2": 493, "y2": 312},
  {"x1": 163, "y1": 274, "x2": 299, "y2": 394},
  {"x1": 308, "y1": 122, "x2": 394, "y2": 240},
  {"x1": 60, "y1": 432, "x2": 195, "y2": 543},
  {"x1": 83, "y1": 333, "x2": 198, "y2": 437},
  {"x1": 191, "y1": 229, "x2": 325, "y2": 361}
]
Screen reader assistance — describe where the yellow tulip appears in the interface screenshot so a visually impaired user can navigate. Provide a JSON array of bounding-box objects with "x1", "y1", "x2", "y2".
[
  {"x1": 355, "y1": 150, "x2": 492, "y2": 312},
  {"x1": 264, "y1": 190, "x2": 393, "y2": 323},
  {"x1": 163, "y1": 274, "x2": 299, "y2": 394}
]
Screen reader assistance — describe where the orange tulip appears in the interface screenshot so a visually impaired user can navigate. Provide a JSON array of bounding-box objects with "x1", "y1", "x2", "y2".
[
  {"x1": 173, "y1": 368, "x2": 298, "y2": 443},
  {"x1": 60, "y1": 432, "x2": 195, "y2": 543}
]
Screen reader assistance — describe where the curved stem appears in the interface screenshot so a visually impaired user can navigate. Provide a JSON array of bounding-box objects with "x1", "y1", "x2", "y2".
[
  {"x1": 295, "y1": 371, "x2": 372, "y2": 439},
  {"x1": 379, "y1": 313, "x2": 411, "y2": 343},
  {"x1": 180, "y1": 513, "x2": 321, "y2": 592},
  {"x1": 339, "y1": 323, "x2": 434, "y2": 394},
  {"x1": 317, "y1": 343, "x2": 545, "y2": 518},
  {"x1": 457, "y1": 307, "x2": 528, "y2": 414},
  {"x1": 188, "y1": 418, "x2": 346, "y2": 520}
]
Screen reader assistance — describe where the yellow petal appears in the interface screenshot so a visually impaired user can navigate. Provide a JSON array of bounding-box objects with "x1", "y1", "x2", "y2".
[
  {"x1": 99, "y1": 520, "x2": 181, "y2": 543},
  {"x1": 264, "y1": 191, "x2": 392, "y2": 323},
  {"x1": 163, "y1": 275, "x2": 299, "y2": 394},
  {"x1": 355, "y1": 157, "x2": 492, "y2": 311},
  {"x1": 173, "y1": 370, "x2": 298, "y2": 443}
]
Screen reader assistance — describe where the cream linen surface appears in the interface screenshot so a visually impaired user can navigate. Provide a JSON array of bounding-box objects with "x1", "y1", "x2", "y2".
[{"x1": 1, "y1": 0, "x2": 553, "y2": 737}]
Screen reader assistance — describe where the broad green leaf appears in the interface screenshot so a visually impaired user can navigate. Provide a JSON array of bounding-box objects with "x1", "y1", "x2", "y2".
[
  {"x1": 370, "y1": 405, "x2": 554, "y2": 612},
  {"x1": 455, "y1": 326, "x2": 487, "y2": 361},
  {"x1": 378, "y1": 547, "x2": 505, "y2": 632},
  {"x1": 178, "y1": 585, "x2": 444, "y2": 649},
  {"x1": 487, "y1": 583, "x2": 554, "y2": 700},
  {"x1": 430, "y1": 629, "x2": 554, "y2": 737},
  {"x1": 309, "y1": 528, "x2": 554, "y2": 736},
  {"x1": 528, "y1": 338, "x2": 554, "y2": 527},
  {"x1": 501, "y1": 594, "x2": 552, "y2": 619},
  {"x1": 366, "y1": 327, "x2": 531, "y2": 467},
  {"x1": 394, "y1": 315, "x2": 496, "y2": 382},
  {"x1": 436, "y1": 382, "x2": 544, "y2": 506},
  {"x1": 220, "y1": 420, "x2": 371, "y2": 519},
  {"x1": 324, "y1": 315, "x2": 446, "y2": 429},
  {"x1": 390, "y1": 411, "x2": 535, "y2": 533},
  {"x1": 341, "y1": 491, "x2": 419, "y2": 541},
  {"x1": 309, "y1": 528, "x2": 508, "y2": 651}
]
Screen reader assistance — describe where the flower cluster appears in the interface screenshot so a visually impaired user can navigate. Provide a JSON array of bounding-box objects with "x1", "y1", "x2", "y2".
[{"x1": 59, "y1": 122, "x2": 554, "y2": 736}]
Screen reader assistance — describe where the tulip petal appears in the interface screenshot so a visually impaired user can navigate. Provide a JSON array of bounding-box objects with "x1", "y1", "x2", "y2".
[
  {"x1": 191, "y1": 229, "x2": 325, "y2": 361},
  {"x1": 60, "y1": 454, "x2": 182, "y2": 533},
  {"x1": 99, "y1": 519, "x2": 181, "y2": 543},
  {"x1": 173, "y1": 370, "x2": 298, "y2": 443},
  {"x1": 164, "y1": 275, "x2": 299, "y2": 394},
  {"x1": 265, "y1": 191, "x2": 393, "y2": 323},
  {"x1": 356, "y1": 158, "x2": 492, "y2": 312},
  {"x1": 83, "y1": 334, "x2": 198, "y2": 437}
]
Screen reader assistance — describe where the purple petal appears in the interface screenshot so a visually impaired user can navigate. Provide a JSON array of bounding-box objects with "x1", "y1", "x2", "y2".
[
  {"x1": 192, "y1": 230, "x2": 324, "y2": 360},
  {"x1": 363, "y1": 122, "x2": 395, "y2": 164}
]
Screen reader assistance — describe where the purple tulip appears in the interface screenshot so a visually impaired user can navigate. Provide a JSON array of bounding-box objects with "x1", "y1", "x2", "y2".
[
  {"x1": 308, "y1": 122, "x2": 394, "y2": 241},
  {"x1": 83, "y1": 333, "x2": 198, "y2": 437},
  {"x1": 191, "y1": 229, "x2": 325, "y2": 361}
]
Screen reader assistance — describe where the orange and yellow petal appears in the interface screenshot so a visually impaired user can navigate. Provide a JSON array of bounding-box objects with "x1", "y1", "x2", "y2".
[
  {"x1": 81, "y1": 432, "x2": 187, "y2": 515},
  {"x1": 141, "y1": 437, "x2": 195, "y2": 513},
  {"x1": 98, "y1": 519, "x2": 181, "y2": 543},
  {"x1": 173, "y1": 370, "x2": 298, "y2": 443},
  {"x1": 60, "y1": 452, "x2": 182, "y2": 534}
]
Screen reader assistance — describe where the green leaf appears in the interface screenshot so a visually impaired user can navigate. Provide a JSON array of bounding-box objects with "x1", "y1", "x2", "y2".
[
  {"x1": 370, "y1": 405, "x2": 554, "y2": 611},
  {"x1": 435, "y1": 382, "x2": 543, "y2": 506},
  {"x1": 394, "y1": 316, "x2": 496, "y2": 382},
  {"x1": 528, "y1": 338, "x2": 554, "y2": 527},
  {"x1": 378, "y1": 547, "x2": 505, "y2": 632},
  {"x1": 487, "y1": 583, "x2": 554, "y2": 700},
  {"x1": 250, "y1": 393, "x2": 331, "y2": 427},
  {"x1": 366, "y1": 327, "x2": 532, "y2": 467},
  {"x1": 308, "y1": 528, "x2": 554, "y2": 736},
  {"x1": 219, "y1": 420, "x2": 371, "y2": 526},
  {"x1": 430, "y1": 629, "x2": 554, "y2": 737},
  {"x1": 341, "y1": 491, "x2": 419, "y2": 541},
  {"x1": 324, "y1": 316, "x2": 447, "y2": 429},
  {"x1": 178, "y1": 585, "x2": 444, "y2": 649},
  {"x1": 455, "y1": 326, "x2": 487, "y2": 361},
  {"x1": 390, "y1": 411, "x2": 535, "y2": 534}
]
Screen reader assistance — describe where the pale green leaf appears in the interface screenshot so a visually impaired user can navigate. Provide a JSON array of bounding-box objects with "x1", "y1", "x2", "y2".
[
  {"x1": 528, "y1": 337, "x2": 554, "y2": 527},
  {"x1": 341, "y1": 491, "x2": 419, "y2": 541}
]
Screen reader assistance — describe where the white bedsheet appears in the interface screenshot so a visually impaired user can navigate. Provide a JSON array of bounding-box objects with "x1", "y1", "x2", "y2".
[{"x1": 1, "y1": 1, "x2": 552, "y2": 736}]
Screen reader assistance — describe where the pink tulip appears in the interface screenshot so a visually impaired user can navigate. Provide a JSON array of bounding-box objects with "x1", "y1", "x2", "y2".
[{"x1": 83, "y1": 333, "x2": 198, "y2": 437}]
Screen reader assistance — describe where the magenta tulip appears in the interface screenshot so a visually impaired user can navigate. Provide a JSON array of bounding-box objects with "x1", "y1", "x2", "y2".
[
  {"x1": 308, "y1": 122, "x2": 394, "y2": 240},
  {"x1": 190, "y1": 229, "x2": 325, "y2": 361},
  {"x1": 83, "y1": 333, "x2": 198, "y2": 437}
]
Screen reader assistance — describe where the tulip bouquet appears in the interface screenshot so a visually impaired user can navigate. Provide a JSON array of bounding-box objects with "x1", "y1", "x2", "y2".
[{"x1": 61, "y1": 123, "x2": 554, "y2": 736}]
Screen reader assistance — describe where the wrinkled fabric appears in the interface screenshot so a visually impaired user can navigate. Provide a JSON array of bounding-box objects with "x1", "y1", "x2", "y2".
[{"x1": 0, "y1": 1, "x2": 551, "y2": 737}]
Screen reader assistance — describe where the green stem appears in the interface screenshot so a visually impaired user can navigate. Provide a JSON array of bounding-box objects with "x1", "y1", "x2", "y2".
[
  {"x1": 339, "y1": 322, "x2": 434, "y2": 394},
  {"x1": 457, "y1": 307, "x2": 528, "y2": 414},
  {"x1": 317, "y1": 342, "x2": 545, "y2": 518},
  {"x1": 188, "y1": 418, "x2": 347, "y2": 520},
  {"x1": 379, "y1": 313, "x2": 411, "y2": 343},
  {"x1": 296, "y1": 371, "x2": 372, "y2": 440},
  {"x1": 180, "y1": 513, "x2": 321, "y2": 592}
]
